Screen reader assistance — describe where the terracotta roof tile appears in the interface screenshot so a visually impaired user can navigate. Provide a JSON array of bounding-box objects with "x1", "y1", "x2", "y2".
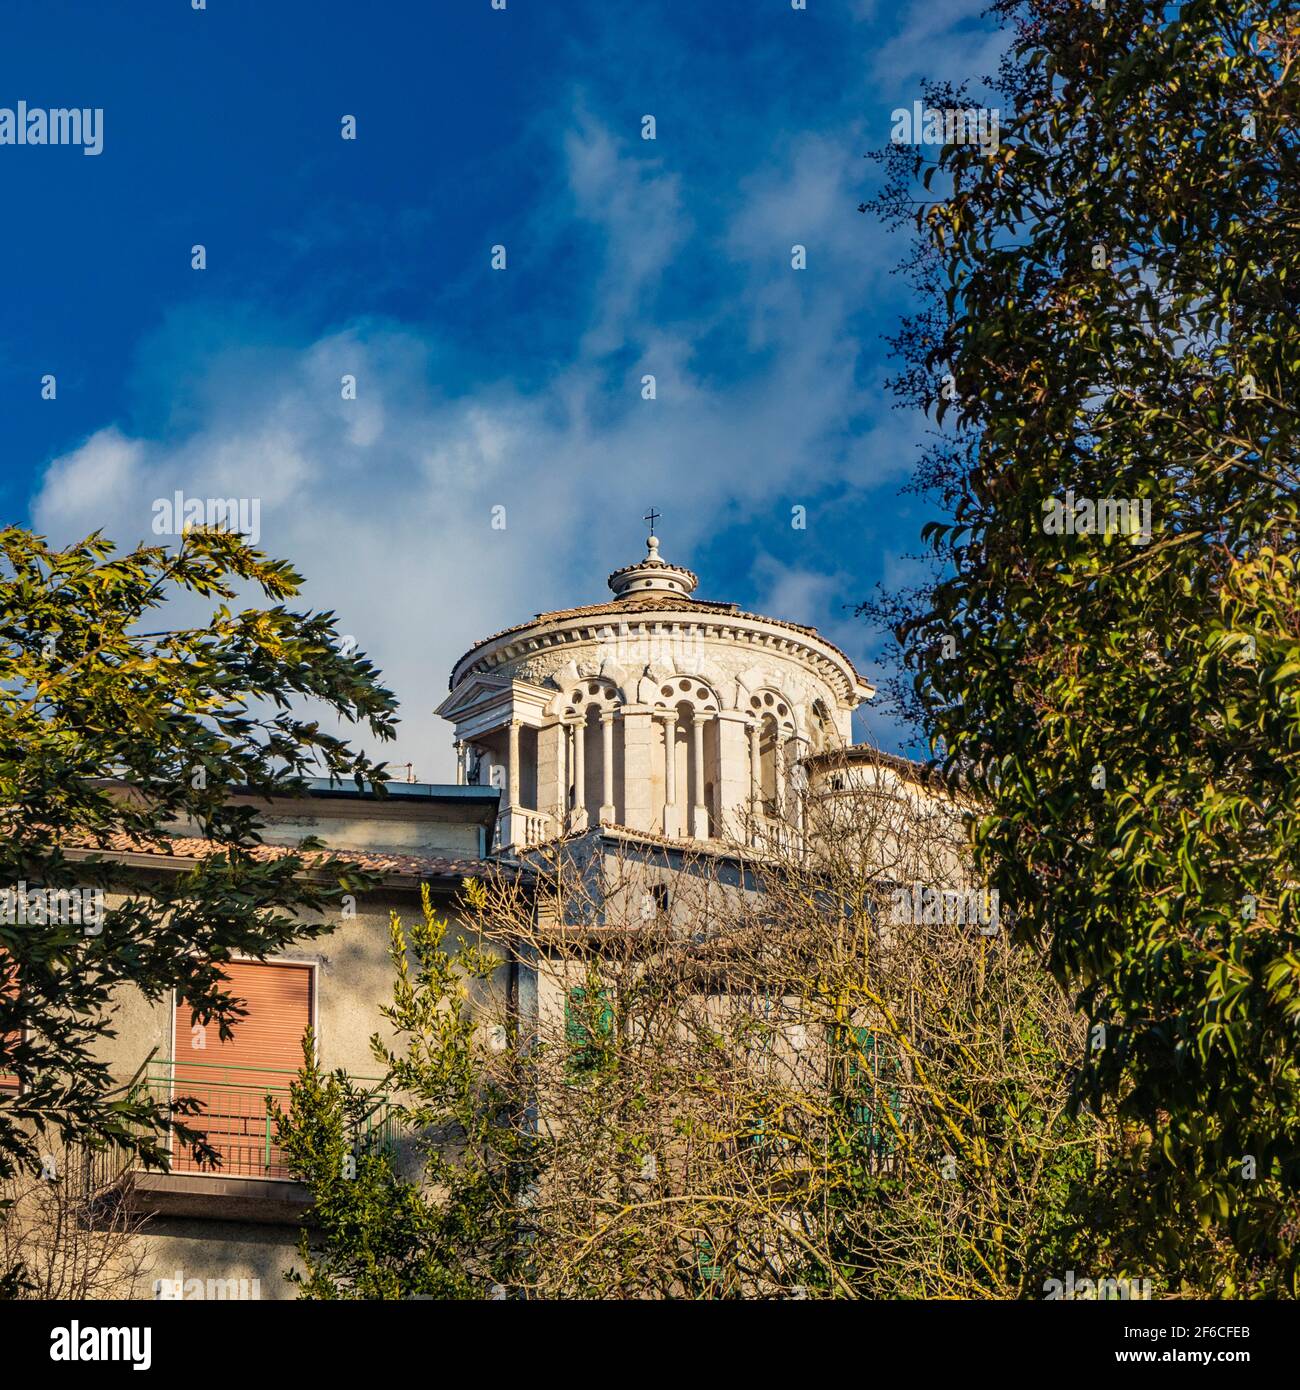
[
  {"x1": 454, "y1": 595, "x2": 870, "y2": 690},
  {"x1": 65, "y1": 831, "x2": 481, "y2": 881}
]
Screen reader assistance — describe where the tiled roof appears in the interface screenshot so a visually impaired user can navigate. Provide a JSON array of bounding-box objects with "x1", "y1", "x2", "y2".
[
  {"x1": 454, "y1": 594, "x2": 870, "y2": 689},
  {"x1": 65, "y1": 831, "x2": 481, "y2": 881},
  {"x1": 805, "y1": 745, "x2": 972, "y2": 792},
  {"x1": 598, "y1": 823, "x2": 758, "y2": 859}
]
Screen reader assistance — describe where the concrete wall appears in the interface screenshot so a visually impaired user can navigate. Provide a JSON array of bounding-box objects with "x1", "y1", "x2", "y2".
[
  {"x1": 252, "y1": 810, "x2": 482, "y2": 860},
  {"x1": 170, "y1": 799, "x2": 486, "y2": 860},
  {"x1": 89, "y1": 882, "x2": 481, "y2": 1299},
  {"x1": 135, "y1": 1218, "x2": 302, "y2": 1301}
]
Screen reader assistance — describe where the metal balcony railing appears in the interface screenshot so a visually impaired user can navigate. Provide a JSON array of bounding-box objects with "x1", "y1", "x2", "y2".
[{"x1": 145, "y1": 1059, "x2": 399, "y2": 1183}]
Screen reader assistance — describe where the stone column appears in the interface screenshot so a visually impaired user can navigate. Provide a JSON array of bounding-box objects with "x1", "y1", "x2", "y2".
[
  {"x1": 599, "y1": 712, "x2": 616, "y2": 824},
  {"x1": 714, "y1": 710, "x2": 751, "y2": 843},
  {"x1": 507, "y1": 720, "x2": 521, "y2": 807},
  {"x1": 662, "y1": 710, "x2": 678, "y2": 836},
  {"x1": 572, "y1": 717, "x2": 587, "y2": 828},
  {"x1": 690, "y1": 713, "x2": 709, "y2": 839},
  {"x1": 455, "y1": 740, "x2": 466, "y2": 786},
  {"x1": 619, "y1": 706, "x2": 655, "y2": 832},
  {"x1": 749, "y1": 721, "x2": 761, "y2": 807}
]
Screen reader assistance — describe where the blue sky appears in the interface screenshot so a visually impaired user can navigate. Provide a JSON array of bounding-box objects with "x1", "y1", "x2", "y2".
[{"x1": 2, "y1": 0, "x2": 1004, "y2": 779}]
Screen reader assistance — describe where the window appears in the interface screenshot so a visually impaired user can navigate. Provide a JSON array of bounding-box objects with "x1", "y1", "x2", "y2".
[
  {"x1": 742, "y1": 1113, "x2": 768, "y2": 1154},
  {"x1": 843, "y1": 1026, "x2": 903, "y2": 1154},
  {"x1": 170, "y1": 959, "x2": 314, "y2": 1179},
  {"x1": 696, "y1": 1237, "x2": 723, "y2": 1283},
  {"x1": 759, "y1": 718, "x2": 778, "y2": 808},
  {"x1": 564, "y1": 985, "x2": 613, "y2": 1072},
  {"x1": 651, "y1": 883, "x2": 670, "y2": 915}
]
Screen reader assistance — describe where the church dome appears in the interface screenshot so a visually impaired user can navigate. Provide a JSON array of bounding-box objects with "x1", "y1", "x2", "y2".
[
  {"x1": 448, "y1": 534, "x2": 870, "y2": 700},
  {"x1": 436, "y1": 526, "x2": 874, "y2": 851}
]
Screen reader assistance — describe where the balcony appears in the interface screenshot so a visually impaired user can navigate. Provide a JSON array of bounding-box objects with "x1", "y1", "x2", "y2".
[
  {"x1": 496, "y1": 805, "x2": 559, "y2": 851},
  {"x1": 143, "y1": 1059, "x2": 398, "y2": 1184}
]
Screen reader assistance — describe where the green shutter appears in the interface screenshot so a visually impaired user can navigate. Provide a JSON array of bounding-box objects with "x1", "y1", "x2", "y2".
[
  {"x1": 697, "y1": 1237, "x2": 722, "y2": 1281},
  {"x1": 845, "y1": 1026, "x2": 903, "y2": 1153},
  {"x1": 565, "y1": 986, "x2": 613, "y2": 1070}
]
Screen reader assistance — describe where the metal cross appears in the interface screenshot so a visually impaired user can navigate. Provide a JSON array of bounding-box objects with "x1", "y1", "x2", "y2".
[{"x1": 643, "y1": 507, "x2": 661, "y2": 537}]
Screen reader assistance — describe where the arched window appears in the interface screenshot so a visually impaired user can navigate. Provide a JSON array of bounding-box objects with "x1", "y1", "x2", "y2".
[
  {"x1": 810, "y1": 698, "x2": 836, "y2": 752},
  {"x1": 748, "y1": 690, "x2": 794, "y2": 815},
  {"x1": 561, "y1": 680, "x2": 623, "y2": 823},
  {"x1": 648, "y1": 679, "x2": 719, "y2": 837}
]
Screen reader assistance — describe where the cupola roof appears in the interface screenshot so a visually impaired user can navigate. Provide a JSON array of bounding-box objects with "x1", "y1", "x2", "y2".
[{"x1": 607, "y1": 534, "x2": 698, "y2": 600}]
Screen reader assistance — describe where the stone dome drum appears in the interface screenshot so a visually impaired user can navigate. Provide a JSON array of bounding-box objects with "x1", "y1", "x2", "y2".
[{"x1": 435, "y1": 533, "x2": 874, "y2": 851}]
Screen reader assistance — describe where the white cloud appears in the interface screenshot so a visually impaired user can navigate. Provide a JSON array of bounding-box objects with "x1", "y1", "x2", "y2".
[
  {"x1": 38, "y1": 428, "x2": 146, "y2": 520},
  {"x1": 564, "y1": 106, "x2": 691, "y2": 356},
  {"x1": 29, "y1": 80, "x2": 968, "y2": 776},
  {"x1": 867, "y1": 0, "x2": 1006, "y2": 98},
  {"x1": 749, "y1": 552, "x2": 843, "y2": 629}
]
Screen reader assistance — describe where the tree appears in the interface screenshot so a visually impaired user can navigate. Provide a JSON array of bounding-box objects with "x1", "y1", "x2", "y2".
[
  {"x1": 863, "y1": 1, "x2": 1300, "y2": 1290},
  {"x1": 484, "y1": 755, "x2": 1122, "y2": 1299},
  {"x1": 284, "y1": 754, "x2": 1136, "y2": 1298},
  {"x1": 0, "y1": 527, "x2": 397, "y2": 1237},
  {"x1": 278, "y1": 885, "x2": 534, "y2": 1299},
  {"x1": 0, "y1": 1146, "x2": 150, "y2": 1299}
]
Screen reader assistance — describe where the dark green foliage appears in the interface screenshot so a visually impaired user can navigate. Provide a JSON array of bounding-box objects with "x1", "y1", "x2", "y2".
[
  {"x1": 865, "y1": 2, "x2": 1300, "y2": 1291},
  {"x1": 0, "y1": 527, "x2": 395, "y2": 1216},
  {"x1": 277, "y1": 1034, "x2": 477, "y2": 1300}
]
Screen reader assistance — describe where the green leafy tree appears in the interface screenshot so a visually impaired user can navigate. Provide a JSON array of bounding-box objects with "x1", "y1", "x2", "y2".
[
  {"x1": 0, "y1": 526, "x2": 396, "y2": 1236},
  {"x1": 279, "y1": 884, "x2": 534, "y2": 1299},
  {"x1": 864, "y1": 2, "x2": 1300, "y2": 1291}
]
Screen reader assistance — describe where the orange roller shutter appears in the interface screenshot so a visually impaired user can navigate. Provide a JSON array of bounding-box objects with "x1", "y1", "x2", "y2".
[{"x1": 171, "y1": 960, "x2": 313, "y2": 1178}]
